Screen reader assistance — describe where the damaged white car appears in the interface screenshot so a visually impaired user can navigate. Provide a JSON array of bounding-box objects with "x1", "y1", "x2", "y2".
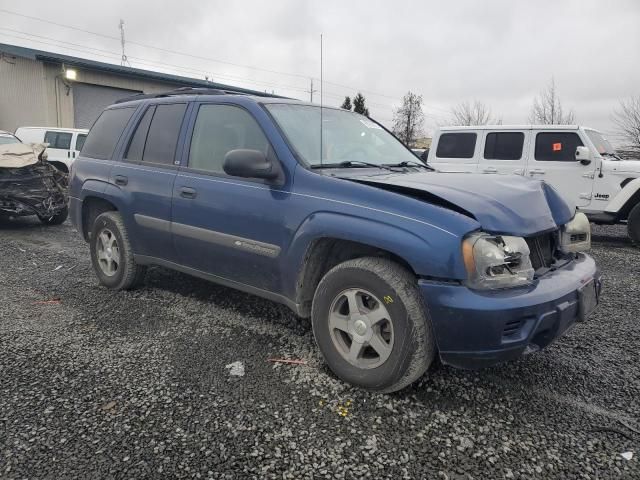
[{"x1": 0, "y1": 142, "x2": 69, "y2": 225}]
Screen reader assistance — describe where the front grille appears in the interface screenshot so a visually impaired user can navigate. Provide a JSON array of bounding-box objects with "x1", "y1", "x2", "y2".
[{"x1": 525, "y1": 232, "x2": 556, "y2": 270}]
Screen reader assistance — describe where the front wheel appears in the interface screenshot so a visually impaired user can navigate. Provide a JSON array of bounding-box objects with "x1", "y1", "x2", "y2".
[
  {"x1": 311, "y1": 257, "x2": 435, "y2": 393},
  {"x1": 628, "y1": 203, "x2": 640, "y2": 244}
]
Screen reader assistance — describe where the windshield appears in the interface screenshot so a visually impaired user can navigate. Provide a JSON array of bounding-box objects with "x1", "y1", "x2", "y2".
[
  {"x1": 585, "y1": 129, "x2": 616, "y2": 155},
  {"x1": 265, "y1": 104, "x2": 419, "y2": 167},
  {"x1": 0, "y1": 135, "x2": 20, "y2": 145}
]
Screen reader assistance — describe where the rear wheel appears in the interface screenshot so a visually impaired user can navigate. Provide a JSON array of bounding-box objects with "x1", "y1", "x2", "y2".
[
  {"x1": 311, "y1": 257, "x2": 435, "y2": 393},
  {"x1": 38, "y1": 206, "x2": 68, "y2": 226},
  {"x1": 628, "y1": 203, "x2": 640, "y2": 244},
  {"x1": 90, "y1": 211, "x2": 146, "y2": 290}
]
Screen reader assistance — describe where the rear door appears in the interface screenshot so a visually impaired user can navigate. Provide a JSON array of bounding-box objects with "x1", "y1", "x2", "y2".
[
  {"x1": 428, "y1": 131, "x2": 479, "y2": 172},
  {"x1": 171, "y1": 102, "x2": 290, "y2": 293},
  {"x1": 43, "y1": 130, "x2": 73, "y2": 166},
  {"x1": 110, "y1": 102, "x2": 188, "y2": 262},
  {"x1": 477, "y1": 130, "x2": 528, "y2": 175},
  {"x1": 527, "y1": 130, "x2": 595, "y2": 208}
]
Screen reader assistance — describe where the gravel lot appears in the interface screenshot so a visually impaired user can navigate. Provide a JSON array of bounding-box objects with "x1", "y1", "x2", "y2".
[{"x1": 0, "y1": 217, "x2": 638, "y2": 479}]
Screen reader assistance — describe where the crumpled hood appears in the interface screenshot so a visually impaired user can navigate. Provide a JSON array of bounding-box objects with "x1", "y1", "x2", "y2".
[{"x1": 341, "y1": 170, "x2": 575, "y2": 236}]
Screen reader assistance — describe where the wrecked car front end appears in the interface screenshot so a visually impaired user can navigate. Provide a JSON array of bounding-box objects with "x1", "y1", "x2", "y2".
[{"x1": 0, "y1": 143, "x2": 68, "y2": 220}]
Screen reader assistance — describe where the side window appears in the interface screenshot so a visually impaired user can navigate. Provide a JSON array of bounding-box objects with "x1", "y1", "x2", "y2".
[
  {"x1": 535, "y1": 132, "x2": 584, "y2": 162},
  {"x1": 188, "y1": 104, "x2": 270, "y2": 173},
  {"x1": 125, "y1": 106, "x2": 155, "y2": 161},
  {"x1": 140, "y1": 103, "x2": 187, "y2": 165},
  {"x1": 436, "y1": 133, "x2": 477, "y2": 159},
  {"x1": 82, "y1": 107, "x2": 136, "y2": 160},
  {"x1": 75, "y1": 134, "x2": 87, "y2": 151},
  {"x1": 44, "y1": 131, "x2": 72, "y2": 149},
  {"x1": 484, "y1": 132, "x2": 525, "y2": 160}
]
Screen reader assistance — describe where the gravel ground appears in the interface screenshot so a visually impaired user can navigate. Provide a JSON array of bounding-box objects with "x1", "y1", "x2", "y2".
[{"x1": 0, "y1": 218, "x2": 638, "y2": 479}]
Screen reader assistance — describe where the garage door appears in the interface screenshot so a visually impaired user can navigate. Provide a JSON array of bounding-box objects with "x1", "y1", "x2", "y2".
[{"x1": 73, "y1": 83, "x2": 141, "y2": 128}]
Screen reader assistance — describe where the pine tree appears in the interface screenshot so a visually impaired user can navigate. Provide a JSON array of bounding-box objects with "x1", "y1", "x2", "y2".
[
  {"x1": 353, "y1": 93, "x2": 369, "y2": 116},
  {"x1": 340, "y1": 96, "x2": 352, "y2": 110}
]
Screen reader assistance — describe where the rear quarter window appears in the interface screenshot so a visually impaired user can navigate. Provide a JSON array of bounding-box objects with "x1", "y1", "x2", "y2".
[
  {"x1": 82, "y1": 107, "x2": 136, "y2": 160},
  {"x1": 436, "y1": 133, "x2": 477, "y2": 159},
  {"x1": 534, "y1": 132, "x2": 583, "y2": 162}
]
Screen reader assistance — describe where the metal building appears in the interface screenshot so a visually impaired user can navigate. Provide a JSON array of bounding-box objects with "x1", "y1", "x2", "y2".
[{"x1": 0, "y1": 42, "x2": 277, "y2": 133}]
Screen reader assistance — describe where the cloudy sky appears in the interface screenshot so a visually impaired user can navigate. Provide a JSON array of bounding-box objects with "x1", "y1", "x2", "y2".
[{"x1": 1, "y1": 0, "x2": 638, "y2": 140}]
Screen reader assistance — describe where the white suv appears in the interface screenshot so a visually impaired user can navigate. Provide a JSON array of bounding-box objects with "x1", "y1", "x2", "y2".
[{"x1": 427, "y1": 125, "x2": 640, "y2": 242}]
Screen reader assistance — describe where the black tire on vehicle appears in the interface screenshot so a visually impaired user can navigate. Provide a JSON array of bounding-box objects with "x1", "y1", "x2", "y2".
[
  {"x1": 90, "y1": 211, "x2": 146, "y2": 290},
  {"x1": 628, "y1": 203, "x2": 640, "y2": 244},
  {"x1": 38, "y1": 206, "x2": 69, "y2": 226},
  {"x1": 311, "y1": 257, "x2": 435, "y2": 393}
]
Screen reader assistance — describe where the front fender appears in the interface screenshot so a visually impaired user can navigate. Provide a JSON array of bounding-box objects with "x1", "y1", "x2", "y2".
[
  {"x1": 281, "y1": 211, "x2": 468, "y2": 300},
  {"x1": 605, "y1": 178, "x2": 640, "y2": 214}
]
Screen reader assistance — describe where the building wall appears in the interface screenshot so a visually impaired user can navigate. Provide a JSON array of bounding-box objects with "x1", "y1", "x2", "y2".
[{"x1": 0, "y1": 53, "x2": 200, "y2": 132}]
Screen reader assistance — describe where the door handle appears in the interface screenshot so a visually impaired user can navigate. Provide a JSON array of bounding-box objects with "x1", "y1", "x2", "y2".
[
  {"x1": 114, "y1": 175, "x2": 128, "y2": 186},
  {"x1": 179, "y1": 187, "x2": 197, "y2": 199},
  {"x1": 529, "y1": 169, "x2": 545, "y2": 176},
  {"x1": 482, "y1": 167, "x2": 498, "y2": 173}
]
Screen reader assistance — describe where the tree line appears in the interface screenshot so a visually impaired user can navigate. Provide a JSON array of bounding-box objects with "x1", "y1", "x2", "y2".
[{"x1": 337, "y1": 78, "x2": 640, "y2": 154}]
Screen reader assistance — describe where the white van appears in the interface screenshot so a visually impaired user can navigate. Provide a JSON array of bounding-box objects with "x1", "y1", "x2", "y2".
[
  {"x1": 14, "y1": 127, "x2": 89, "y2": 173},
  {"x1": 427, "y1": 125, "x2": 640, "y2": 242}
]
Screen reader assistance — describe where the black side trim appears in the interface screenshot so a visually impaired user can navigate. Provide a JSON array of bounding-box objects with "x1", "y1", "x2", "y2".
[
  {"x1": 134, "y1": 214, "x2": 171, "y2": 232},
  {"x1": 134, "y1": 255, "x2": 302, "y2": 315}
]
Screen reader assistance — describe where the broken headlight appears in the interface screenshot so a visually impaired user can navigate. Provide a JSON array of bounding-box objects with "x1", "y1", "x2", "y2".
[
  {"x1": 462, "y1": 233, "x2": 535, "y2": 290},
  {"x1": 559, "y1": 212, "x2": 591, "y2": 253}
]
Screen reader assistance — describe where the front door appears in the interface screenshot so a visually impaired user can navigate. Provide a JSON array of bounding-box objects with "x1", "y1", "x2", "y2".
[
  {"x1": 477, "y1": 131, "x2": 528, "y2": 176},
  {"x1": 526, "y1": 131, "x2": 595, "y2": 208},
  {"x1": 171, "y1": 102, "x2": 291, "y2": 293}
]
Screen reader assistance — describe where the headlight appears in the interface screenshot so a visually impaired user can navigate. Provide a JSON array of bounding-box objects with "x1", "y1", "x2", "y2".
[
  {"x1": 560, "y1": 212, "x2": 591, "y2": 253},
  {"x1": 462, "y1": 233, "x2": 535, "y2": 290}
]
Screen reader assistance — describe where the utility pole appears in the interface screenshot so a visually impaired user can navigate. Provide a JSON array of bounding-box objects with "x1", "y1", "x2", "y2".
[
  {"x1": 306, "y1": 78, "x2": 317, "y2": 102},
  {"x1": 119, "y1": 19, "x2": 130, "y2": 66}
]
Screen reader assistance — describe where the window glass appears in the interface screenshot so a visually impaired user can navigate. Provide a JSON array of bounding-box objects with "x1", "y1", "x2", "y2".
[
  {"x1": 125, "y1": 106, "x2": 155, "y2": 161},
  {"x1": 0, "y1": 134, "x2": 19, "y2": 145},
  {"x1": 535, "y1": 132, "x2": 584, "y2": 161},
  {"x1": 484, "y1": 132, "x2": 525, "y2": 160},
  {"x1": 75, "y1": 134, "x2": 87, "y2": 151},
  {"x1": 585, "y1": 129, "x2": 615, "y2": 155},
  {"x1": 44, "y1": 131, "x2": 72, "y2": 150},
  {"x1": 82, "y1": 107, "x2": 136, "y2": 159},
  {"x1": 436, "y1": 133, "x2": 477, "y2": 159},
  {"x1": 142, "y1": 104, "x2": 187, "y2": 165},
  {"x1": 189, "y1": 104, "x2": 270, "y2": 173}
]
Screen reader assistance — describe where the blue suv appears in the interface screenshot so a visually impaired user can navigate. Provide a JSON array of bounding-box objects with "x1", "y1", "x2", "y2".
[{"x1": 70, "y1": 88, "x2": 601, "y2": 392}]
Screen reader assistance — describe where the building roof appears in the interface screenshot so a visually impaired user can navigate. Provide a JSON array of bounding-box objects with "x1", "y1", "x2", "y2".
[{"x1": 0, "y1": 42, "x2": 285, "y2": 98}]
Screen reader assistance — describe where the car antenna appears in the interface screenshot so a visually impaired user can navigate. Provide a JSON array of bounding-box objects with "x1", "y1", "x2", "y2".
[{"x1": 320, "y1": 33, "x2": 323, "y2": 167}]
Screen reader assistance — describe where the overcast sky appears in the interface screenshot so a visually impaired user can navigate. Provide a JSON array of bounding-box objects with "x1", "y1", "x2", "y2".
[{"x1": 1, "y1": 0, "x2": 638, "y2": 140}]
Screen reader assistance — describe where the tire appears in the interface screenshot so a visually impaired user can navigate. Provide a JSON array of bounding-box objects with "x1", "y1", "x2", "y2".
[
  {"x1": 628, "y1": 203, "x2": 640, "y2": 244},
  {"x1": 38, "y1": 206, "x2": 69, "y2": 226},
  {"x1": 311, "y1": 257, "x2": 435, "y2": 393},
  {"x1": 90, "y1": 211, "x2": 146, "y2": 290}
]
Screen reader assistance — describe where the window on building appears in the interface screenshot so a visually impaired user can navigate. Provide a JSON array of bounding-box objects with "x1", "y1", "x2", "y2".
[
  {"x1": 139, "y1": 104, "x2": 187, "y2": 165},
  {"x1": 44, "y1": 131, "x2": 72, "y2": 150},
  {"x1": 534, "y1": 132, "x2": 584, "y2": 162},
  {"x1": 188, "y1": 104, "x2": 270, "y2": 173},
  {"x1": 484, "y1": 132, "x2": 525, "y2": 160},
  {"x1": 82, "y1": 107, "x2": 136, "y2": 160},
  {"x1": 435, "y1": 133, "x2": 477, "y2": 159}
]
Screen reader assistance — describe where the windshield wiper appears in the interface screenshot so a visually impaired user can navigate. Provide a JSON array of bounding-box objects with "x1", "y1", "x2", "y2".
[
  {"x1": 601, "y1": 152, "x2": 622, "y2": 160},
  {"x1": 311, "y1": 161, "x2": 396, "y2": 171},
  {"x1": 387, "y1": 160, "x2": 434, "y2": 170}
]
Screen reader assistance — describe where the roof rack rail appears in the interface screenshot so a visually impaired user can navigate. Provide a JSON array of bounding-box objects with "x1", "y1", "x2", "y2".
[{"x1": 114, "y1": 87, "x2": 245, "y2": 104}]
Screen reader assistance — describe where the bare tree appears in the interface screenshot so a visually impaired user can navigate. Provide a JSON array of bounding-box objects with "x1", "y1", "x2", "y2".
[
  {"x1": 450, "y1": 100, "x2": 501, "y2": 126},
  {"x1": 392, "y1": 91, "x2": 425, "y2": 147},
  {"x1": 612, "y1": 95, "x2": 640, "y2": 154},
  {"x1": 529, "y1": 77, "x2": 575, "y2": 124}
]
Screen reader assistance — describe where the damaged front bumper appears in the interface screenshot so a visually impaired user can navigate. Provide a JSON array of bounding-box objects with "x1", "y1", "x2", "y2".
[
  {"x1": 420, "y1": 253, "x2": 601, "y2": 369},
  {"x1": 0, "y1": 162, "x2": 68, "y2": 218}
]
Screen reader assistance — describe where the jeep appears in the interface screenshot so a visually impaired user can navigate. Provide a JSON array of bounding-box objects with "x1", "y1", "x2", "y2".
[{"x1": 69, "y1": 89, "x2": 601, "y2": 392}]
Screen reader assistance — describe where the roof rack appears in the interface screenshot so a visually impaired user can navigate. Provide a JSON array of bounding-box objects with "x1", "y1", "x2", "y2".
[{"x1": 114, "y1": 87, "x2": 245, "y2": 104}]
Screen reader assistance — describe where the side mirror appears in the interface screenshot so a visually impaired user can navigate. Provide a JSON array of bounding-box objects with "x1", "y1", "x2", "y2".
[
  {"x1": 223, "y1": 149, "x2": 278, "y2": 180},
  {"x1": 575, "y1": 146, "x2": 592, "y2": 165}
]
